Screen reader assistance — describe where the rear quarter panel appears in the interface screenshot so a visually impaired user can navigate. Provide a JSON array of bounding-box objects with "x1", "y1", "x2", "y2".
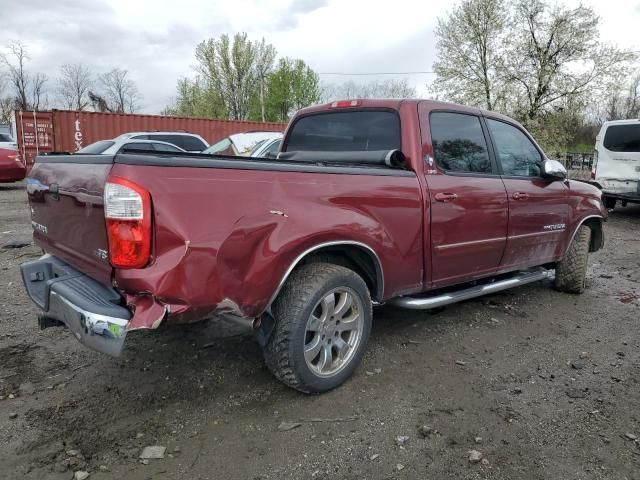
[{"x1": 110, "y1": 163, "x2": 423, "y2": 326}]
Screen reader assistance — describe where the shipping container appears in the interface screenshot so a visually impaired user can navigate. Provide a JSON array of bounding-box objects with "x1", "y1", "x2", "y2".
[{"x1": 16, "y1": 109, "x2": 286, "y2": 166}]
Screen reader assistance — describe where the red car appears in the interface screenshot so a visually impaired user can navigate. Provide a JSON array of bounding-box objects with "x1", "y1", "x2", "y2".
[
  {"x1": 0, "y1": 147, "x2": 26, "y2": 183},
  {"x1": 20, "y1": 99, "x2": 606, "y2": 393}
]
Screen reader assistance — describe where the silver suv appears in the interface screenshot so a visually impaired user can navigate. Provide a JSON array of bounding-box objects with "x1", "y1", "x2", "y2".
[{"x1": 114, "y1": 132, "x2": 209, "y2": 152}]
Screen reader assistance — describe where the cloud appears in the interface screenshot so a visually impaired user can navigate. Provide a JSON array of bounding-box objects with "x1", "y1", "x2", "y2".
[
  {"x1": 270, "y1": 0, "x2": 330, "y2": 30},
  {"x1": 0, "y1": 0, "x2": 232, "y2": 112},
  {"x1": 2, "y1": 0, "x2": 635, "y2": 114},
  {"x1": 291, "y1": 0, "x2": 329, "y2": 15}
]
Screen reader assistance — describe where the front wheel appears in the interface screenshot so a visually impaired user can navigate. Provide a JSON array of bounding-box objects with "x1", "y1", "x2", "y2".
[
  {"x1": 263, "y1": 263, "x2": 372, "y2": 393},
  {"x1": 555, "y1": 225, "x2": 591, "y2": 294}
]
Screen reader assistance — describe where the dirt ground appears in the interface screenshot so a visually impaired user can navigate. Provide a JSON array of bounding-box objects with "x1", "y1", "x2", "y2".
[{"x1": 1, "y1": 181, "x2": 639, "y2": 480}]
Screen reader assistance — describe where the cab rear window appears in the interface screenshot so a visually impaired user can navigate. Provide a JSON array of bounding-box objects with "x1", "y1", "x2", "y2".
[
  {"x1": 285, "y1": 111, "x2": 400, "y2": 152},
  {"x1": 603, "y1": 124, "x2": 640, "y2": 152}
]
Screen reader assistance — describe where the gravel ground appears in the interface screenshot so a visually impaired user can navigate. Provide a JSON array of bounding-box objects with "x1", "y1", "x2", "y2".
[{"x1": 0, "y1": 181, "x2": 639, "y2": 480}]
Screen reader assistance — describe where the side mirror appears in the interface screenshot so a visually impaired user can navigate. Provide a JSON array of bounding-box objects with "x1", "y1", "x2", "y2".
[{"x1": 541, "y1": 159, "x2": 567, "y2": 181}]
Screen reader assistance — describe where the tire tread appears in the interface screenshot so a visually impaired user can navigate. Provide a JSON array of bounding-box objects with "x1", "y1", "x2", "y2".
[
  {"x1": 263, "y1": 263, "x2": 371, "y2": 393},
  {"x1": 555, "y1": 225, "x2": 591, "y2": 294}
]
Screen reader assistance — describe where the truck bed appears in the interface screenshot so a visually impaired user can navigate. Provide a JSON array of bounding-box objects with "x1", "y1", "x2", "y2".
[{"x1": 27, "y1": 151, "x2": 424, "y2": 330}]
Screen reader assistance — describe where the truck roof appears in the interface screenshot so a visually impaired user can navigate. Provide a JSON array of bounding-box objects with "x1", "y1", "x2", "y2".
[
  {"x1": 295, "y1": 99, "x2": 523, "y2": 127},
  {"x1": 600, "y1": 119, "x2": 640, "y2": 127}
]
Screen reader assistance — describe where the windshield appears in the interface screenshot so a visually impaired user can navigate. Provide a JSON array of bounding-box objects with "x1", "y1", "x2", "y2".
[
  {"x1": 603, "y1": 124, "x2": 640, "y2": 152},
  {"x1": 203, "y1": 137, "x2": 234, "y2": 155},
  {"x1": 249, "y1": 139, "x2": 268, "y2": 156},
  {"x1": 285, "y1": 111, "x2": 400, "y2": 152},
  {"x1": 0, "y1": 133, "x2": 13, "y2": 142},
  {"x1": 77, "y1": 140, "x2": 115, "y2": 154}
]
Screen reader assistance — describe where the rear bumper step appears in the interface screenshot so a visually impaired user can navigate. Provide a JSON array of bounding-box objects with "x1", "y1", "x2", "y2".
[
  {"x1": 389, "y1": 268, "x2": 554, "y2": 310},
  {"x1": 20, "y1": 255, "x2": 131, "y2": 357}
]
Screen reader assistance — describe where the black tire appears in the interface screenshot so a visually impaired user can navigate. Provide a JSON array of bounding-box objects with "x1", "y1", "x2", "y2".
[
  {"x1": 603, "y1": 196, "x2": 617, "y2": 210},
  {"x1": 555, "y1": 225, "x2": 591, "y2": 294},
  {"x1": 263, "y1": 263, "x2": 372, "y2": 393}
]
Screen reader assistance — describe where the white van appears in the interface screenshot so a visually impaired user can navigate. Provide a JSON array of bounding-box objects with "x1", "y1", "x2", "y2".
[{"x1": 593, "y1": 119, "x2": 640, "y2": 209}]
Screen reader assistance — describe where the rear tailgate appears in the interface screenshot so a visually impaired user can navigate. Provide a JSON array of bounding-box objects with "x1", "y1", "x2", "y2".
[{"x1": 26, "y1": 155, "x2": 114, "y2": 283}]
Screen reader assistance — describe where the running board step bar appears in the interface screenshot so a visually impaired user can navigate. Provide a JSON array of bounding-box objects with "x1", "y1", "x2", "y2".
[{"x1": 389, "y1": 268, "x2": 554, "y2": 310}]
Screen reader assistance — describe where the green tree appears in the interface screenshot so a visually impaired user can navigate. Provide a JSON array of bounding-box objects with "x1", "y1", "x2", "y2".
[
  {"x1": 162, "y1": 77, "x2": 225, "y2": 118},
  {"x1": 265, "y1": 58, "x2": 320, "y2": 122},
  {"x1": 195, "y1": 33, "x2": 258, "y2": 120}
]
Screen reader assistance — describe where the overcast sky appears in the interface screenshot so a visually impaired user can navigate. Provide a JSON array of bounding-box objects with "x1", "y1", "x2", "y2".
[{"x1": 1, "y1": 0, "x2": 639, "y2": 113}]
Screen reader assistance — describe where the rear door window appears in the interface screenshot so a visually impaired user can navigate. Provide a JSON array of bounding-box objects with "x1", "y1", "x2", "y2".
[
  {"x1": 285, "y1": 111, "x2": 400, "y2": 152},
  {"x1": 152, "y1": 142, "x2": 182, "y2": 152},
  {"x1": 147, "y1": 134, "x2": 185, "y2": 149},
  {"x1": 430, "y1": 112, "x2": 492, "y2": 173},
  {"x1": 264, "y1": 139, "x2": 281, "y2": 156},
  {"x1": 603, "y1": 124, "x2": 640, "y2": 152},
  {"x1": 182, "y1": 135, "x2": 207, "y2": 151},
  {"x1": 77, "y1": 140, "x2": 115, "y2": 154},
  {"x1": 119, "y1": 142, "x2": 154, "y2": 153}
]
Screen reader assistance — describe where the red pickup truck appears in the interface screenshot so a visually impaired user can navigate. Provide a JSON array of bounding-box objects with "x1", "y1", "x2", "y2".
[{"x1": 21, "y1": 99, "x2": 606, "y2": 393}]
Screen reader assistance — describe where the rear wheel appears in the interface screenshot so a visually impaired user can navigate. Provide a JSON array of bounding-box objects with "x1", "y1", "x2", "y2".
[
  {"x1": 555, "y1": 225, "x2": 591, "y2": 294},
  {"x1": 263, "y1": 263, "x2": 372, "y2": 393}
]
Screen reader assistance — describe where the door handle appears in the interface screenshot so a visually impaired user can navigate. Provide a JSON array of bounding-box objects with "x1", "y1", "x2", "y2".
[
  {"x1": 512, "y1": 192, "x2": 530, "y2": 200},
  {"x1": 435, "y1": 192, "x2": 458, "y2": 202}
]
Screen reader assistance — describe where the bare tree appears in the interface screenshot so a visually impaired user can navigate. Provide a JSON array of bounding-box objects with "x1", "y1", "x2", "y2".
[
  {"x1": 599, "y1": 73, "x2": 640, "y2": 121},
  {"x1": 432, "y1": 0, "x2": 638, "y2": 151},
  {"x1": 0, "y1": 41, "x2": 30, "y2": 110},
  {"x1": 506, "y1": 0, "x2": 636, "y2": 121},
  {"x1": 98, "y1": 68, "x2": 141, "y2": 113},
  {"x1": 0, "y1": 97, "x2": 12, "y2": 124},
  {"x1": 0, "y1": 41, "x2": 49, "y2": 111},
  {"x1": 0, "y1": 76, "x2": 12, "y2": 124},
  {"x1": 431, "y1": 0, "x2": 507, "y2": 110},
  {"x1": 0, "y1": 76, "x2": 13, "y2": 123},
  {"x1": 31, "y1": 72, "x2": 48, "y2": 111},
  {"x1": 58, "y1": 63, "x2": 93, "y2": 110},
  {"x1": 623, "y1": 75, "x2": 640, "y2": 118}
]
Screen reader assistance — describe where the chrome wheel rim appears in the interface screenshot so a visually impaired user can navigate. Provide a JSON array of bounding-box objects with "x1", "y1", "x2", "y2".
[{"x1": 303, "y1": 287, "x2": 364, "y2": 378}]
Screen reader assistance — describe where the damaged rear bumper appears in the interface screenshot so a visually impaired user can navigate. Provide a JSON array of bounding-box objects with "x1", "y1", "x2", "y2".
[{"x1": 20, "y1": 255, "x2": 131, "y2": 357}]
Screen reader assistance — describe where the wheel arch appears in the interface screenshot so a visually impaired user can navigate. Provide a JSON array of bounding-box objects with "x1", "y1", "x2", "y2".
[
  {"x1": 267, "y1": 241, "x2": 384, "y2": 306},
  {"x1": 567, "y1": 215, "x2": 605, "y2": 254}
]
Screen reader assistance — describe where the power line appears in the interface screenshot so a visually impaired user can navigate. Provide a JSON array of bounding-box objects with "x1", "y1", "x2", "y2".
[{"x1": 317, "y1": 71, "x2": 435, "y2": 76}]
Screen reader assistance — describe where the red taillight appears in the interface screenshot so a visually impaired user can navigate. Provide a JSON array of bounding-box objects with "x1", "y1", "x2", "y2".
[
  {"x1": 1, "y1": 149, "x2": 22, "y2": 164},
  {"x1": 104, "y1": 176, "x2": 151, "y2": 269},
  {"x1": 330, "y1": 100, "x2": 360, "y2": 108}
]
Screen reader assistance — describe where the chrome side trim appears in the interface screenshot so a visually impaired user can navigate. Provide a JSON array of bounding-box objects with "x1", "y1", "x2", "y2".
[
  {"x1": 389, "y1": 268, "x2": 553, "y2": 310},
  {"x1": 508, "y1": 230, "x2": 564, "y2": 240},
  {"x1": 435, "y1": 236, "x2": 506, "y2": 251},
  {"x1": 564, "y1": 215, "x2": 604, "y2": 256},
  {"x1": 267, "y1": 241, "x2": 385, "y2": 306}
]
